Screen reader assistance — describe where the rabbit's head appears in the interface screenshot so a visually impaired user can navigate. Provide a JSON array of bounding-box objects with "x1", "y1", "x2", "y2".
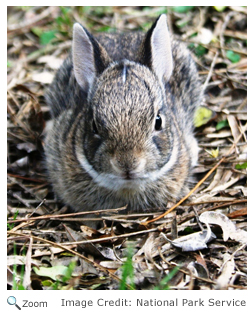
[{"x1": 73, "y1": 15, "x2": 178, "y2": 193}]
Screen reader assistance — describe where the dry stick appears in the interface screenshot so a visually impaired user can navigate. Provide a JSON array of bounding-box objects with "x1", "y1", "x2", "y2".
[
  {"x1": 7, "y1": 230, "x2": 134, "y2": 290},
  {"x1": 141, "y1": 132, "x2": 243, "y2": 226},
  {"x1": 182, "y1": 39, "x2": 247, "y2": 56},
  {"x1": 55, "y1": 228, "x2": 157, "y2": 246},
  {"x1": 7, "y1": 206, "x2": 127, "y2": 224},
  {"x1": 203, "y1": 51, "x2": 219, "y2": 91},
  {"x1": 7, "y1": 7, "x2": 56, "y2": 33},
  {"x1": 220, "y1": 11, "x2": 236, "y2": 59}
]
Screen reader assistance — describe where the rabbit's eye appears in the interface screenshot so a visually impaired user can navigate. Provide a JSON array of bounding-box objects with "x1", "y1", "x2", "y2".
[
  {"x1": 92, "y1": 120, "x2": 99, "y2": 134},
  {"x1": 155, "y1": 115, "x2": 162, "y2": 131}
]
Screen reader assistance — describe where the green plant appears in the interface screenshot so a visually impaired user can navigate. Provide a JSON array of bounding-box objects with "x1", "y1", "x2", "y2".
[
  {"x1": 119, "y1": 245, "x2": 135, "y2": 290},
  {"x1": 33, "y1": 261, "x2": 77, "y2": 290},
  {"x1": 172, "y1": 6, "x2": 194, "y2": 13},
  {"x1": 12, "y1": 244, "x2": 26, "y2": 290},
  {"x1": 7, "y1": 210, "x2": 19, "y2": 230},
  {"x1": 216, "y1": 119, "x2": 229, "y2": 130},
  {"x1": 154, "y1": 266, "x2": 180, "y2": 290},
  {"x1": 235, "y1": 162, "x2": 247, "y2": 170}
]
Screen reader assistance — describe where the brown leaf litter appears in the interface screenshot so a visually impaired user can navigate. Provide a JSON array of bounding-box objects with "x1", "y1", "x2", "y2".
[{"x1": 7, "y1": 6, "x2": 247, "y2": 290}]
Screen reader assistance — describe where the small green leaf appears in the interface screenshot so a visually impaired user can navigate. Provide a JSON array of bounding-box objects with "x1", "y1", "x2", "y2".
[
  {"x1": 235, "y1": 162, "x2": 247, "y2": 170},
  {"x1": 194, "y1": 106, "x2": 214, "y2": 127},
  {"x1": 188, "y1": 42, "x2": 208, "y2": 56},
  {"x1": 183, "y1": 226, "x2": 194, "y2": 234},
  {"x1": 96, "y1": 25, "x2": 115, "y2": 32},
  {"x1": 40, "y1": 30, "x2": 57, "y2": 45},
  {"x1": 226, "y1": 50, "x2": 241, "y2": 63},
  {"x1": 82, "y1": 6, "x2": 92, "y2": 13},
  {"x1": 31, "y1": 27, "x2": 43, "y2": 37},
  {"x1": 216, "y1": 119, "x2": 229, "y2": 130},
  {"x1": 60, "y1": 6, "x2": 71, "y2": 15},
  {"x1": 194, "y1": 44, "x2": 207, "y2": 57},
  {"x1": 41, "y1": 279, "x2": 54, "y2": 287},
  {"x1": 119, "y1": 245, "x2": 135, "y2": 290},
  {"x1": 156, "y1": 7, "x2": 168, "y2": 15},
  {"x1": 214, "y1": 6, "x2": 226, "y2": 12},
  {"x1": 172, "y1": 6, "x2": 194, "y2": 13},
  {"x1": 62, "y1": 261, "x2": 76, "y2": 283},
  {"x1": 176, "y1": 19, "x2": 189, "y2": 28},
  {"x1": 33, "y1": 265, "x2": 69, "y2": 281},
  {"x1": 7, "y1": 210, "x2": 19, "y2": 230}
]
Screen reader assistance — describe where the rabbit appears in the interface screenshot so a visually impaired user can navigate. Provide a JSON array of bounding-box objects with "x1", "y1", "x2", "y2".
[{"x1": 44, "y1": 14, "x2": 203, "y2": 227}]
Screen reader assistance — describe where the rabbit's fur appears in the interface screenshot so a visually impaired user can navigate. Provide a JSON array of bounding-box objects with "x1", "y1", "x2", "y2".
[{"x1": 45, "y1": 15, "x2": 203, "y2": 225}]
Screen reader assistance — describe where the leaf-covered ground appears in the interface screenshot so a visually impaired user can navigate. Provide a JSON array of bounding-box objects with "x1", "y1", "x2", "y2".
[{"x1": 7, "y1": 6, "x2": 247, "y2": 290}]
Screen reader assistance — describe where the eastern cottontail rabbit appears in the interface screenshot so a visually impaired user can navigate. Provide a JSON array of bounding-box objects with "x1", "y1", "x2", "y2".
[{"x1": 44, "y1": 14, "x2": 203, "y2": 226}]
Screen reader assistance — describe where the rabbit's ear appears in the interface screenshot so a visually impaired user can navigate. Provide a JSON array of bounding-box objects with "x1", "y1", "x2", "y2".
[
  {"x1": 73, "y1": 23, "x2": 110, "y2": 92},
  {"x1": 142, "y1": 14, "x2": 173, "y2": 84}
]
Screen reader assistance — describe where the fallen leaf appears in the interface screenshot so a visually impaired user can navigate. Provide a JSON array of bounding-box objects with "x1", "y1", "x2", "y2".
[
  {"x1": 193, "y1": 27, "x2": 214, "y2": 44},
  {"x1": 194, "y1": 106, "x2": 215, "y2": 127},
  {"x1": 215, "y1": 253, "x2": 235, "y2": 289},
  {"x1": 17, "y1": 142, "x2": 36, "y2": 153},
  {"x1": 33, "y1": 265, "x2": 70, "y2": 281},
  {"x1": 32, "y1": 71, "x2": 54, "y2": 84},
  {"x1": 227, "y1": 115, "x2": 241, "y2": 143},
  {"x1": 199, "y1": 211, "x2": 247, "y2": 244},
  {"x1": 214, "y1": 6, "x2": 227, "y2": 12},
  {"x1": 37, "y1": 55, "x2": 64, "y2": 70},
  {"x1": 161, "y1": 225, "x2": 216, "y2": 252}
]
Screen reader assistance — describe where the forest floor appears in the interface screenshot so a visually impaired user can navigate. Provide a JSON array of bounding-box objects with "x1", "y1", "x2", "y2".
[{"x1": 7, "y1": 6, "x2": 247, "y2": 290}]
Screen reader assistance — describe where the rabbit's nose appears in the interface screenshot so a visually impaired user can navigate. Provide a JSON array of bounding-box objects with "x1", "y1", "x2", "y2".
[{"x1": 110, "y1": 154, "x2": 146, "y2": 179}]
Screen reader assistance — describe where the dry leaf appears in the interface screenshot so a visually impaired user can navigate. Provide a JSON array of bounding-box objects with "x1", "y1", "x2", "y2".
[
  {"x1": 37, "y1": 55, "x2": 64, "y2": 70},
  {"x1": 32, "y1": 71, "x2": 54, "y2": 84},
  {"x1": 227, "y1": 115, "x2": 241, "y2": 142},
  {"x1": 199, "y1": 211, "x2": 247, "y2": 244},
  {"x1": 215, "y1": 253, "x2": 235, "y2": 289},
  {"x1": 7, "y1": 6, "x2": 247, "y2": 290},
  {"x1": 161, "y1": 226, "x2": 216, "y2": 252}
]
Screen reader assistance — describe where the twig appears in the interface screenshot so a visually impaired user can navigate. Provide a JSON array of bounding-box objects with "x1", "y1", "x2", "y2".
[
  {"x1": 182, "y1": 39, "x2": 247, "y2": 56},
  {"x1": 7, "y1": 7, "x2": 57, "y2": 34},
  {"x1": 180, "y1": 199, "x2": 247, "y2": 207},
  {"x1": 7, "y1": 173, "x2": 46, "y2": 183},
  {"x1": 23, "y1": 237, "x2": 33, "y2": 289},
  {"x1": 43, "y1": 228, "x2": 158, "y2": 246},
  {"x1": 7, "y1": 206, "x2": 127, "y2": 224},
  {"x1": 203, "y1": 51, "x2": 219, "y2": 91},
  {"x1": 219, "y1": 12, "x2": 236, "y2": 59}
]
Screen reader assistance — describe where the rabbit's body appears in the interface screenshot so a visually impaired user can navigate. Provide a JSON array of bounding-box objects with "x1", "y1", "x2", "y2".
[{"x1": 45, "y1": 15, "x2": 203, "y2": 224}]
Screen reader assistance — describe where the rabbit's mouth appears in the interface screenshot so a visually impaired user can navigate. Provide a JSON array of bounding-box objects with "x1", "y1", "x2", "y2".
[
  {"x1": 109, "y1": 157, "x2": 147, "y2": 182},
  {"x1": 76, "y1": 141, "x2": 179, "y2": 192},
  {"x1": 99, "y1": 175, "x2": 149, "y2": 193}
]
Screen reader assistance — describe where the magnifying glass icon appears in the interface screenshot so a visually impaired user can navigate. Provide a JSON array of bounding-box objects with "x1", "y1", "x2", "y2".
[{"x1": 7, "y1": 296, "x2": 21, "y2": 310}]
